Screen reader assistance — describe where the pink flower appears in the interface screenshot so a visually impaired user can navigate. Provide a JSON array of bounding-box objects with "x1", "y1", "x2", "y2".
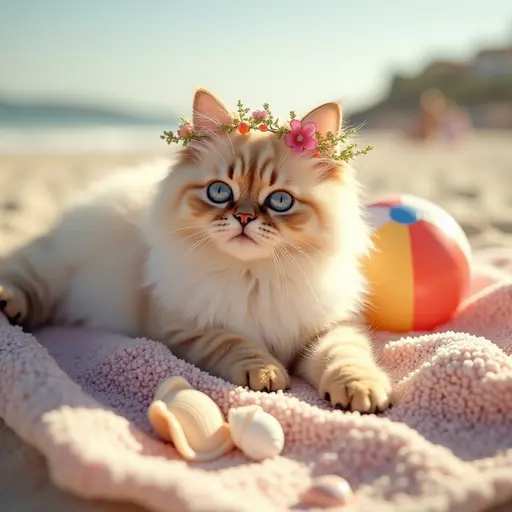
[
  {"x1": 285, "y1": 119, "x2": 317, "y2": 154},
  {"x1": 252, "y1": 109, "x2": 268, "y2": 121},
  {"x1": 178, "y1": 123, "x2": 193, "y2": 138}
]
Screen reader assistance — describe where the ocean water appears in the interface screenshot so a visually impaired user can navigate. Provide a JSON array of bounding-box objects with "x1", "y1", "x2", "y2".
[{"x1": 0, "y1": 123, "x2": 178, "y2": 154}]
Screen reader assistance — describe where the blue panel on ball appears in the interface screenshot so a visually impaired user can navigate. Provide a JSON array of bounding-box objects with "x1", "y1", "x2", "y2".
[{"x1": 389, "y1": 205, "x2": 420, "y2": 225}]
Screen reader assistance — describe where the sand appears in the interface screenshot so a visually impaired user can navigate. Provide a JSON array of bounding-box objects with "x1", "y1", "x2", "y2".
[
  {"x1": 1, "y1": 130, "x2": 511, "y2": 255},
  {"x1": 0, "y1": 130, "x2": 511, "y2": 512}
]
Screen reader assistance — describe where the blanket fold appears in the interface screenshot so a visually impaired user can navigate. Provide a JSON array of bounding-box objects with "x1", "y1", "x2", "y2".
[{"x1": 1, "y1": 250, "x2": 512, "y2": 512}]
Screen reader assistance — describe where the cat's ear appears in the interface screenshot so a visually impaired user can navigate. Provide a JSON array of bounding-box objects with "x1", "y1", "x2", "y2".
[
  {"x1": 302, "y1": 102, "x2": 344, "y2": 180},
  {"x1": 301, "y1": 102, "x2": 342, "y2": 137},
  {"x1": 192, "y1": 88, "x2": 233, "y2": 133}
]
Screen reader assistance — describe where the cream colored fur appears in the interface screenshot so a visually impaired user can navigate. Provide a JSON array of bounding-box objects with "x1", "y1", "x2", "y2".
[{"x1": 0, "y1": 89, "x2": 392, "y2": 413}]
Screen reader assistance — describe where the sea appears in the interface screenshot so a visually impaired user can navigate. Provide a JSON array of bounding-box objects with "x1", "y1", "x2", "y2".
[
  {"x1": 0, "y1": 121, "x2": 178, "y2": 154},
  {"x1": 0, "y1": 99, "x2": 182, "y2": 155}
]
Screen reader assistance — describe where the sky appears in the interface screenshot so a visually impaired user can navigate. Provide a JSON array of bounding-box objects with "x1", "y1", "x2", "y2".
[{"x1": 1, "y1": 0, "x2": 512, "y2": 119}]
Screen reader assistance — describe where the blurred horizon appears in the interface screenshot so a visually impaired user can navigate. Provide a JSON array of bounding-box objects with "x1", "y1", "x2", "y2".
[
  {"x1": 1, "y1": 1, "x2": 512, "y2": 255},
  {"x1": 2, "y1": 0, "x2": 512, "y2": 120}
]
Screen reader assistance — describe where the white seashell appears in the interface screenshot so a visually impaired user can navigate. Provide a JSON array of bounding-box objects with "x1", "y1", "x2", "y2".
[
  {"x1": 301, "y1": 475, "x2": 353, "y2": 507},
  {"x1": 148, "y1": 376, "x2": 234, "y2": 462},
  {"x1": 228, "y1": 405, "x2": 285, "y2": 461}
]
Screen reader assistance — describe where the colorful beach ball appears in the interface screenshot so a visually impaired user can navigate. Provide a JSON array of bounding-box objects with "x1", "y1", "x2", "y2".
[{"x1": 362, "y1": 194, "x2": 471, "y2": 332}]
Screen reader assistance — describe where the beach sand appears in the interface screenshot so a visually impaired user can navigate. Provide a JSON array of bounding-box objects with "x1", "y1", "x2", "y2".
[
  {"x1": 0, "y1": 130, "x2": 511, "y2": 512},
  {"x1": 1, "y1": 130, "x2": 511, "y2": 254}
]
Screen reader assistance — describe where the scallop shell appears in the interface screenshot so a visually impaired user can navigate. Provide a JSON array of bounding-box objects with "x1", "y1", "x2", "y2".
[
  {"x1": 228, "y1": 405, "x2": 284, "y2": 461},
  {"x1": 148, "y1": 376, "x2": 234, "y2": 462},
  {"x1": 300, "y1": 475, "x2": 353, "y2": 507}
]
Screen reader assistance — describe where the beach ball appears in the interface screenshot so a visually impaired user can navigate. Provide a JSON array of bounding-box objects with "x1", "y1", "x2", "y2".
[{"x1": 362, "y1": 194, "x2": 471, "y2": 332}]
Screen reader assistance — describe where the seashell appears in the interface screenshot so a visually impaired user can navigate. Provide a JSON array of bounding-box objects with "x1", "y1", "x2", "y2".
[
  {"x1": 148, "y1": 376, "x2": 234, "y2": 462},
  {"x1": 228, "y1": 405, "x2": 285, "y2": 461},
  {"x1": 300, "y1": 475, "x2": 353, "y2": 507}
]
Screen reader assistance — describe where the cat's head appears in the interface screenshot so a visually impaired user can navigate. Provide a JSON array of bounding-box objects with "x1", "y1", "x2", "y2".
[{"x1": 155, "y1": 89, "x2": 369, "y2": 264}]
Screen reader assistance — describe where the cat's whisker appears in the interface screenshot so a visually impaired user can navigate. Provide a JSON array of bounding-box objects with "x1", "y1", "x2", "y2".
[
  {"x1": 280, "y1": 238, "x2": 313, "y2": 262},
  {"x1": 163, "y1": 224, "x2": 211, "y2": 236},
  {"x1": 134, "y1": 232, "x2": 193, "y2": 263},
  {"x1": 222, "y1": 129, "x2": 235, "y2": 160},
  {"x1": 273, "y1": 247, "x2": 289, "y2": 299},
  {"x1": 190, "y1": 237, "x2": 211, "y2": 258},
  {"x1": 286, "y1": 235, "x2": 324, "y2": 258},
  {"x1": 271, "y1": 247, "x2": 283, "y2": 283},
  {"x1": 179, "y1": 235, "x2": 211, "y2": 260},
  {"x1": 279, "y1": 246, "x2": 326, "y2": 315},
  {"x1": 199, "y1": 139, "x2": 228, "y2": 167},
  {"x1": 275, "y1": 154, "x2": 288, "y2": 172},
  {"x1": 191, "y1": 111, "x2": 234, "y2": 159},
  {"x1": 133, "y1": 227, "x2": 208, "y2": 265},
  {"x1": 275, "y1": 149, "x2": 294, "y2": 172},
  {"x1": 170, "y1": 236, "x2": 211, "y2": 268},
  {"x1": 175, "y1": 231, "x2": 208, "y2": 246},
  {"x1": 260, "y1": 230, "x2": 315, "y2": 262},
  {"x1": 188, "y1": 129, "x2": 228, "y2": 166},
  {"x1": 191, "y1": 110, "x2": 219, "y2": 125},
  {"x1": 198, "y1": 126, "x2": 231, "y2": 159},
  {"x1": 270, "y1": 250, "x2": 283, "y2": 294}
]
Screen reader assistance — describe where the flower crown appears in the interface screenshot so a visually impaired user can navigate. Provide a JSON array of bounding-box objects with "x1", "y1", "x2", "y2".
[{"x1": 161, "y1": 100, "x2": 372, "y2": 163}]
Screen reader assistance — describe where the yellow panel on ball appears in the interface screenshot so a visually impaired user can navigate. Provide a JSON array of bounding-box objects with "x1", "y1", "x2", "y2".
[{"x1": 362, "y1": 220, "x2": 414, "y2": 332}]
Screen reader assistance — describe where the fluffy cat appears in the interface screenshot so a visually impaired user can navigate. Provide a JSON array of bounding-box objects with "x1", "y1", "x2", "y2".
[{"x1": 0, "y1": 89, "x2": 392, "y2": 413}]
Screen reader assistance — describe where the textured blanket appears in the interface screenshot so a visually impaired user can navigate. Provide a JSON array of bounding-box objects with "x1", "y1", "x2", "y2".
[{"x1": 1, "y1": 249, "x2": 512, "y2": 512}]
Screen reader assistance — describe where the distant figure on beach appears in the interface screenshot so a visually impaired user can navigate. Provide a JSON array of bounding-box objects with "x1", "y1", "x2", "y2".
[
  {"x1": 410, "y1": 89, "x2": 473, "y2": 141},
  {"x1": 410, "y1": 89, "x2": 448, "y2": 140}
]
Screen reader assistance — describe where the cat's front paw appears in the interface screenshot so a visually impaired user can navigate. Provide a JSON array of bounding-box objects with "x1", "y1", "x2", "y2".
[
  {"x1": 320, "y1": 363, "x2": 392, "y2": 414},
  {"x1": 231, "y1": 355, "x2": 290, "y2": 392},
  {"x1": 0, "y1": 283, "x2": 28, "y2": 326}
]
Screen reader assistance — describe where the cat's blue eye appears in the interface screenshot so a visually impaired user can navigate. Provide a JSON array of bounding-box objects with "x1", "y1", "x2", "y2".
[
  {"x1": 266, "y1": 190, "x2": 294, "y2": 213},
  {"x1": 207, "y1": 181, "x2": 233, "y2": 204}
]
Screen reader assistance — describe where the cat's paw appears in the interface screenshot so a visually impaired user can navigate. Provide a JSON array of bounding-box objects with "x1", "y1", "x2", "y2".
[
  {"x1": 0, "y1": 283, "x2": 28, "y2": 325},
  {"x1": 319, "y1": 363, "x2": 392, "y2": 414},
  {"x1": 231, "y1": 356, "x2": 290, "y2": 392}
]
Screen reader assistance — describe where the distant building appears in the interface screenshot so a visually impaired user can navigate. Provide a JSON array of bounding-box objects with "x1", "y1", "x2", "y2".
[{"x1": 472, "y1": 46, "x2": 512, "y2": 78}]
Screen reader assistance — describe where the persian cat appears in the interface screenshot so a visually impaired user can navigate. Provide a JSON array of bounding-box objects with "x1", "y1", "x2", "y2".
[{"x1": 0, "y1": 89, "x2": 391, "y2": 413}]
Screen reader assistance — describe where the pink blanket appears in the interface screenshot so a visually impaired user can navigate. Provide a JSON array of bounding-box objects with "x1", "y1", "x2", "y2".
[{"x1": 1, "y1": 249, "x2": 512, "y2": 512}]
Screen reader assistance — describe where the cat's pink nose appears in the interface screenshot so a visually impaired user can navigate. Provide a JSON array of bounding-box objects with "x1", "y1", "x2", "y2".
[{"x1": 234, "y1": 212, "x2": 256, "y2": 227}]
